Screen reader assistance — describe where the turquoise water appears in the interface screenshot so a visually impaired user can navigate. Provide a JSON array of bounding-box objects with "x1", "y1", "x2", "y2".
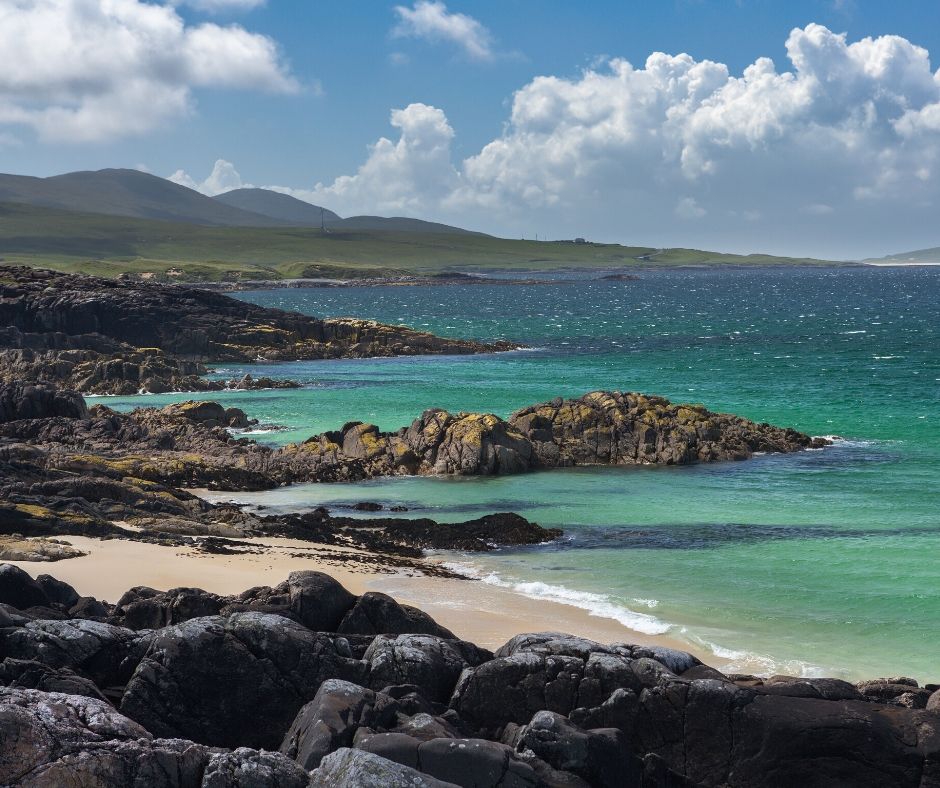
[{"x1": 93, "y1": 267, "x2": 940, "y2": 679}]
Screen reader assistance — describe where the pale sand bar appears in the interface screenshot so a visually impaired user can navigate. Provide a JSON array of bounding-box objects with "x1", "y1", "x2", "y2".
[{"x1": 7, "y1": 535, "x2": 730, "y2": 670}]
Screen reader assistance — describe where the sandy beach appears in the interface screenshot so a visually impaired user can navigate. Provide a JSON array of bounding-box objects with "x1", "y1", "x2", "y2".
[{"x1": 6, "y1": 534, "x2": 727, "y2": 669}]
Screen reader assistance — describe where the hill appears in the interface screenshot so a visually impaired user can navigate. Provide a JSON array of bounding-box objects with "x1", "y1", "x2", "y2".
[
  {"x1": 214, "y1": 188, "x2": 340, "y2": 226},
  {"x1": 0, "y1": 169, "x2": 290, "y2": 227},
  {"x1": 0, "y1": 201, "x2": 839, "y2": 282},
  {"x1": 867, "y1": 247, "x2": 940, "y2": 264},
  {"x1": 326, "y1": 215, "x2": 483, "y2": 235}
]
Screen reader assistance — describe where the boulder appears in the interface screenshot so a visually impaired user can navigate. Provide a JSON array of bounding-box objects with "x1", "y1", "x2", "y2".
[
  {"x1": 0, "y1": 381, "x2": 87, "y2": 423},
  {"x1": 338, "y1": 592, "x2": 455, "y2": 639},
  {"x1": 356, "y1": 733, "x2": 545, "y2": 788},
  {"x1": 365, "y1": 634, "x2": 491, "y2": 703},
  {"x1": 0, "y1": 686, "x2": 311, "y2": 787},
  {"x1": 311, "y1": 747, "x2": 459, "y2": 787},
  {"x1": 120, "y1": 612, "x2": 366, "y2": 749},
  {"x1": 34, "y1": 574, "x2": 80, "y2": 608},
  {"x1": 0, "y1": 564, "x2": 50, "y2": 610},
  {"x1": 0, "y1": 618, "x2": 147, "y2": 689},
  {"x1": 0, "y1": 658, "x2": 107, "y2": 701},
  {"x1": 509, "y1": 710, "x2": 638, "y2": 788},
  {"x1": 280, "y1": 679, "x2": 398, "y2": 771}
]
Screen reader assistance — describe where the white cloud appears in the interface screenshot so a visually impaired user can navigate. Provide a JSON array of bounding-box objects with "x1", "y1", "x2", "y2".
[
  {"x1": 676, "y1": 197, "x2": 706, "y2": 219},
  {"x1": 169, "y1": 158, "x2": 246, "y2": 195},
  {"x1": 173, "y1": 24, "x2": 940, "y2": 257},
  {"x1": 392, "y1": 1, "x2": 494, "y2": 61},
  {"x1": 0, "y1": 0, "x2": 296, "y2": 142},
  {"x1": 309, "y1": 103, "x2": 459, "y2": 215},
  {"x1": 173, "y1": 0, "x2": 266, "y2": 12}
]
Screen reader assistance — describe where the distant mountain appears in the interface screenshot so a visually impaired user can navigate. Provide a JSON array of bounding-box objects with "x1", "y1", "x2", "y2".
[
  {"x1": 326, "y1": 215, "x2": 483, "y2": 235},
  {"x1": 0, "y1": 169, "x2": 290, "y2": 228},
  {"x1": 214, "y1": 188, "x2": 340, "y2": 226},
  {"x1": 868, "y1": 246, "x2": 940, "y2": 264}
]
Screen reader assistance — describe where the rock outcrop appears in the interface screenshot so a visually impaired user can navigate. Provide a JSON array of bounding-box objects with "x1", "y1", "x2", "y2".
[
  {"x1": 0, "y1": 266, "x2": 512, "y2": 369},
  {"x1": 287, "y1": 391, "x2": 829, "y2": 481},
  {"x1": 2, "y1": 568, "x2": 938, "y2": 788}
]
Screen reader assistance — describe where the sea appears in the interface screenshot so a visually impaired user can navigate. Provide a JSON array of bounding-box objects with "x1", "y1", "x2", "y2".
[{"x1": 92, "y1": 265, "x2": 940, "y2": 680}]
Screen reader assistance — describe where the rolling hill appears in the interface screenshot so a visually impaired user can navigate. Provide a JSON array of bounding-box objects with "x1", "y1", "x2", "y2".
[
  {"x1": 0, "y1": 200, "x2": 840, "y2": 282},
  {"x1": 327, "y1": 215, "x2": 483, "y2": 235},
  {"x1": 214, "y1": 187, "x2": 340, "y2": 226},
  {"x1": 0, "y1": 169, "x2": 295, "y2": 227},
  {"x1": 867, "y1": 247, "x2": 940, "y2": 264}
]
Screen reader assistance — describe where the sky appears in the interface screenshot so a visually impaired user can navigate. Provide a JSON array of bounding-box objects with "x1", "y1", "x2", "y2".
[{"x1": 2, "y1": 1, "x2": 940, "y2": 259}]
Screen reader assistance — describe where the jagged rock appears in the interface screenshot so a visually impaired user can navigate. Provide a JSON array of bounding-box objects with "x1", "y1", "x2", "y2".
[
  {"x1": 0, "y1": 658, "x2": 107, "y2": 701},
  {"x1": 0, "y1": 266, "x2": 509, "y2": 363},
  {"x1": 0, "y1": 618, "x2": 148, "y2": 689},
  {"x1": 0, "y1": 687, "x2": 312, "y2": 787},
  {"x1": 507, "y1": 711, "x2": 638, "y2": 788},
  {"x1": 338, "y1": 592, "x2": 456, "y2": 639},
  {"x1": 856, "y1": 677, "x2": 933, "y2": 708},
  {"x1": 0, "y1": 381, "x2": 87, "y2": 423},
  {"x1": 365, "y1": 634, "x2": 492, "y2": 703},
  {"x1": 452, "y1": 634, "x2": 643, "y2": 735},
  {"x1": 120, "y1": 612, "x2": 366, "y2": 749},
  {"x1": 311, "y1": 747, "x2": 459, "y2": 787},
  {"x1": 280, "y1": 680, "x2": 398, "y2": 770},
  {"x1": 201, "y1": 749, "x2": 313, "y2": 788}
]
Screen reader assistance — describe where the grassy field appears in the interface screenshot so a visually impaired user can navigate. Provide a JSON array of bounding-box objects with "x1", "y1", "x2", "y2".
[{"x1": 0, "y1": 201, "x2": 839, "y2": 281}]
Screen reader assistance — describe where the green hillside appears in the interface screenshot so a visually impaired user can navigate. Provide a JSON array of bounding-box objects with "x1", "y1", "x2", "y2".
[{"x1": 0, "y1": 201, "x2": 838, "y2": 281}]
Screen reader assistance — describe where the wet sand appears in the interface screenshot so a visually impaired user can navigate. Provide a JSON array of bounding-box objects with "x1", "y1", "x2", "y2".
[{"x1": 8, "y1": 535, "x2": 730, "y2": 670}]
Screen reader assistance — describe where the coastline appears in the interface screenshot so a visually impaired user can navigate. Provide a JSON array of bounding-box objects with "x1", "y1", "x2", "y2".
[{"x1": 6, "y1": 534, "x2": 728, "y2": 669}]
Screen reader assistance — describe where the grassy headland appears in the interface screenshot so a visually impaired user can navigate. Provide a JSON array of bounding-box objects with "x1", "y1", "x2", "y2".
[{"x1": 0, "y1": 201, "x2": 840, "y2": 282}]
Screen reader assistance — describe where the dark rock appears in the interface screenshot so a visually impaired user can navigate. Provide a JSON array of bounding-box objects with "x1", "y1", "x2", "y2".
[
  {"x1": 120, "y1": 612, "x2": 366, "y2": 749},
  {"x1": 357, "y1": 733, "x2": 545, "y2": 788},
  {"x1": 280, "y1": 679, "x2": 398, "y2": 770},
  {"x1": 339, "y1": 592, "x2": 456, "y2": 639},
  {"x1": 69, "y1": 595, "x2": 110, "y2": 619},
  {"x1": 0, "y1": 564, "x2": 50, "y2": 610},
  {"x1": 0, "y1": 658, "x2": 107, "y2": 701},
  {"x1": 287, "y1": 570, "x2": 357, "y2": 632},
  {"x1": 0, "y1": 618, "x2": 146, "y2": 689},
  {"x1": 311, "y1": 747, "x2": 459, "y2": 787},
  {"x1": 857, "y1": 677, "x2": 933, "y2": 708},
  {"x1": 365, "y1": 634, "x2": 491, "y2": 703},
  {"x1": 34, "y1": 574, "x2": 80, "y2": 608},
  {"x1": 354, "y1": 502, "x2": 384, "y2": 511},
  {"x1": 0, "y1": 380, "x2": 87, "y2": 423},
  {"x1": 509, "y1": 710, "x2": 638, "y2": 788},
  {"x1": 0, "y1": 686, "x2": 311, "y2": 787}
]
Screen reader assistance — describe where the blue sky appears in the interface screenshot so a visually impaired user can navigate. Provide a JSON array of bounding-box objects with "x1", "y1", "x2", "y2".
[{"x1": 2, "y1": 0, "x2": 940, "y2": 257}]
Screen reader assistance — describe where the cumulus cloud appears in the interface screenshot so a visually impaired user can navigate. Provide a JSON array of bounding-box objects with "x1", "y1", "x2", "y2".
[
  {"x1": 392, "y1": 1, "x2": 494, "y2": 61},
  {"x1": 169, "y1": 158, "x2": 246, "y2": 195},
  {"x1": 0, "y1": 0, "x2": 296, "y2": 142},
  {"x1": 175, "y1": 24, "x2": 940, "y2": 256},
  {"x1": 310, "y1": 103, "x2": 460, "y2": 215},
  {"x1": 173, "y1": 0, "x2": 266, "y2": 12}
]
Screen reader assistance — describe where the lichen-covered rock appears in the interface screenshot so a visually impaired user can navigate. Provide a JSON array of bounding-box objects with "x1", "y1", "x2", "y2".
[
  {"x1": 311, "y1": 747, "x2": 459, "y2": 788},
  {"x1": 0, "y1": 687, "x2": 312, "y2": 787}
]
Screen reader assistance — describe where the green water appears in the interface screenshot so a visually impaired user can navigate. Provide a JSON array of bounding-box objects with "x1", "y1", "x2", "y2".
[{"x1": 93, "y1": 266, "x2": 940, "y2": 679}]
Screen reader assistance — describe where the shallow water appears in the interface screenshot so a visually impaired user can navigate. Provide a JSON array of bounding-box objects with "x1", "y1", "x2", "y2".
[{"x1": 95, "y1": 266, "x2": 940, "y2": 679}]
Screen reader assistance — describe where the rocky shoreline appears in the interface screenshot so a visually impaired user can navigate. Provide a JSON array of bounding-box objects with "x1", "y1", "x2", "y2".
[
  {"x1": 1, "y1": 563, "x2": 938, "y2": 787},
  {"x1": 0, "y1": 266, "x2": 515, "y2": 395}
]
